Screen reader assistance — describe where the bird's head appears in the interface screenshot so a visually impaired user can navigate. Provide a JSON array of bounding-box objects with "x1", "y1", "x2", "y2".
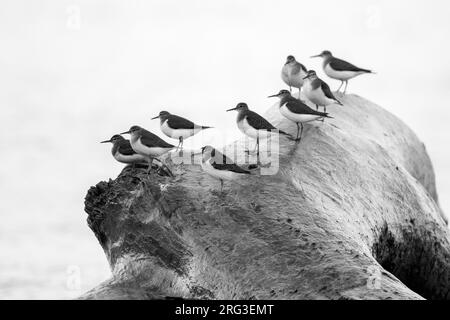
[
  {"x1": 226, "y1": 102, "x2": 249, "y2": 112},
  {"x1": 200, "y1": 145, "x2": 215, "y2": 162},
  {"x1": 151, "y1": 110, "x2": 171, "y2": 120},
  {"x1": 303, "y1": 70, "x2": 318, "y2": 80},
  {"x1": 285, "y1": 55, "x2": 296, "y2": 65},
  {"x1": 311, "y1": 50, "x2": 332, "y2": 59},
  {"x1": 121, "y1": 125, "x2": 141, "y2": 135},
  {"x1": 100, "y1": 134, "x2": 124, "y2": 144},
  {"x1": 268, "y1": 89, "x2": 291, "y2": 99}
]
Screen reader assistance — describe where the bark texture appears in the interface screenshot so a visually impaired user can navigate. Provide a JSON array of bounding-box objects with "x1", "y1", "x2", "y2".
[{"x1": 81, "y1": 93, "x2": 449, "y2": 300}]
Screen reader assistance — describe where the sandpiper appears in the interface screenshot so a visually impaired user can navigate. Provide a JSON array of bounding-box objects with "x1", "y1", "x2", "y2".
[
  {"x1": 303, "y1": 70, "x2": 342, "y2": 113},
  {"x1": 201, "y1": 145, "x2": 251, "y2": 192},
  {"x1": 281, "y1": 55, "x2": 308, "y2": 96},
  {"x1": 100, "y1": 134, "x2": 147, "y2": 166},
  {"x1": 268, "y1": 90, "x2": 331, "y2": 142},
  {"x1": 226, "y1": 103, "x2": 290, "y2": 155},
  {"x1": 151, "y1": 111, "x2": 212, "y2": 151},
  {"x1": 311, "y1": 50, "x2": 373, "y2": 93},
  {"x1": 120, "y1": 125, "x2": 175, "y2": 176}
]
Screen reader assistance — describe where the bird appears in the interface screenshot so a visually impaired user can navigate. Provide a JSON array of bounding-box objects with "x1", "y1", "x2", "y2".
[
  {"x1": 268, "y1": 90, "x2": 331, "y2": 142},
  {"x1": 311, "y1": 50, "x2": 373, "y2": 93},
  {"x1": 120, "y1": 125, "x2": 175, "y2": 175},
  {"x1": 281, "y1": 55, "x2": 308, "y2": 96},
  {"x1": 100, "y1": 134, "x2": 147, "y2": 167},
  {"x1": 200, "y1": 145, "x2": 251, "y2": 192},
  {"x1": 151, "y1": 111, "x2": 212, "y2": 151},
  {"x1": 302, "y1": 70, "x2": 343, "y2": 113},
  {"x1": 226, "y1": 103, "x2": 291, "y2": 156}
]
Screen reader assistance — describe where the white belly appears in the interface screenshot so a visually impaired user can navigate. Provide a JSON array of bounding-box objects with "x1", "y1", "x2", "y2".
[
  {"x1": 161, "y1": 120, "x2": 200, "y2": 139},
  {"x1": 237, "y1": 118, "x2": 271, "y2": 139},
  {"x1": 280, "y1": 105, "x2": 322, "y2": 123},
  {"x1": 131, "y1": 138, "x2": 172, "y2": 157},
  {"x1": 281, "y1": 65, "x2": 305, "y2": 89},
  {"x1": 201, "y1": 159, "x2": 236, "y2": 181},
  {"x1": 114, "y1": 152, "x2": 147, "y2": 164},
  {"x1": 303, "y1": 82, "x2": 336, "y2": 107},
  {"x1": 324, "y1": 63, "x2": 365, "y2": 81}
]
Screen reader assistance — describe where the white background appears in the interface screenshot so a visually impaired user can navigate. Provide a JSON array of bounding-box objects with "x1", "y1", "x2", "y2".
[{"x1": 1, "y1": 0, "x2": 449, "y2": 298}]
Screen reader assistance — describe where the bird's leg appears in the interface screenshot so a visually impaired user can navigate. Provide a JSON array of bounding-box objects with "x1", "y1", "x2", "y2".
[
  {"x1": 344, "y1": 81, "x2": 348, "y2": 94},
  {"x1": 147, "y1": 157, "x2": 154, "y2": 174},
  {"x1": 337, "y1": 81, "x2": 344, "y2": 92},
  {"x1": 179, "y1": 136, "x2": 184, "y2": 152},
  {"x1": 289, "y1": 85, "x2": 292, "y2": 93},
  {"x1": 315, "y1": 104, "x2": 319, "y2": 111},
  {"x1": 300, "y1": 123, "x2": 304, "y2": 141},
  {"x1": 220, "y1": 179, "x2": 224, "y2": 192},
  {"x1": 256, "y1": 136, "x2": 260, "y2": 164},
  {"x1": 296, "y1": 123, "x2": 300, "y2": 141}
]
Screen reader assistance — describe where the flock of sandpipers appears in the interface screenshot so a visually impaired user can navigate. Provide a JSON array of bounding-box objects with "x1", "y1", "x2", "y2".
[{"x1": 101, "y1": 50, "x2": 373, "y2": 190}]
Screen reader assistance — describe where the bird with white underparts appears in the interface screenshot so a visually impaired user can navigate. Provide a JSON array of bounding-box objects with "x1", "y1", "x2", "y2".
[
  {"x1": 201, "y1": 145, "x2": 251, "y2": 192},
  {"x1": 100, "y1": 134, "x2": 147, "y2": 167},
  {"x1": 268, "y1": 89, "x2": 331, "y2": 142},
  {"x1": 226, "y1": 103, "x2": 291, "y2": 156},
  {"x1": 120, "y1": 125, "x2": 175, "y2": 176},
  {"x1": 281, "y1": 55, "x2": 308, "y2": 97},
  {"x1": 311, "y1": 50, "x2": 373, "y2": 94},
  {"x1": 151, "y1": 111, "x2": 212, "y2": 151},
  {"x1": 302, "y1": 70, "x2": 343, "y2": 114}
]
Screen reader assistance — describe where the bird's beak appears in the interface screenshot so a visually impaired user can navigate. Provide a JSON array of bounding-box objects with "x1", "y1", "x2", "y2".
[
  {"x1": 226, "y1": 107, "x2": 237, "y2": 112},
  {"x1": 268, "y1": 94, "x2": 278, "y2": 98},
  {"x1": 120, "y1": 130, "x2": 131, "y2": 135},
  {"x1": 310, "y1": 54, "x2": 321, "y2": 58},
  {"x1": 151, "y1": 115, "x2": 159, "y2": 120},
  {"x1": 303, "y1": 75, "x2": 310, "y2": 80},
  {"x1": 100, "y1": 139, "x2": 111, "y2": 144}
]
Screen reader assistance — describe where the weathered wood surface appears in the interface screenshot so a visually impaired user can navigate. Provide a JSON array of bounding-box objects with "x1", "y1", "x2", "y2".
[{"x1": 81, "y1": 94, "x2": 449, "y2": 300}]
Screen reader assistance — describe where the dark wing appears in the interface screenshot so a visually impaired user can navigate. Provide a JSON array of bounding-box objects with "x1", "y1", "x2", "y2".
[
  {"x1": 209, "y1": 149, "x2": 250, "y2": 174},
  {"x1": 292, "y1": 62, "x2": 307, "y2": 74},
  {"x1": 141, "y1": 130, "x2": 175, "y2": 148},
  {"x1": 329, "y1": 57, "x2": 371, "y2": 73},
  {"x1": 320, "y1": 80, "x2": 341, "y2": 104},
  {"x1": 117, "y1": 141, "x2": 137, "y2": 155},
  {"x1": 167, "y1": 115, "x2": 196, "y2": 129},
  {"x1": 285, "y1": 99, "x2": 329, "y2": 117},
  {"x1": 246, "y1": 111, "x2": 277, "y2": 131},
  {"x1": 297, "y1": 61, "x2": 308, "y2": 73}
]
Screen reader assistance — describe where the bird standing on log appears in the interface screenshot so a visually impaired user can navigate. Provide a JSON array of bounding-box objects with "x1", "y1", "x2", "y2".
[
  {"x1": 100, "y1": 135, "x2": 147, "y2": 167},
  {"x1": 268, "y1": 90, "x2": 331, "y2": 142},
  {"x1": 227, "y1": 103, "x2": 291, "y2": 157},
  {"x1": 151, "y1": 111, "x2": 212, "y2": 151},
  {"x1": 311, "y1": 50, "x2": 373, "y2": 93},
  {"x1": 281, "y1": 55, "x2": 308, "y2": 97},
  {"x1": 303, "y1": 70, "x2": 342, "y2": 113},
  {"x1": 121, "y1": 125, "x2": 174, "y2": 176},
  {"x1": 201, "y1": 145, "x2": 251, "y2": 192}
]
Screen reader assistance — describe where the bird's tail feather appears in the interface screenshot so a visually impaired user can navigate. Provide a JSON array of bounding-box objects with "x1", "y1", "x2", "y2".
[
  {"x1": 278, "y1": 130, "x2": 293, "y2": 138},
  {"x1": 201, "y1": 126, "x2": 213, "y2": 130}
]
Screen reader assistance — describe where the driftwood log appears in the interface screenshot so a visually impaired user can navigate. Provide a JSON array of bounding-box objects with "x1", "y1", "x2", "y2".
[{"x1": 81, "y1": 94, "x2": 449, "y2": 300}]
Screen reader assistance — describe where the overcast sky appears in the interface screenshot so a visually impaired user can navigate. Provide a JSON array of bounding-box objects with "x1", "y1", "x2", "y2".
[{"x1": 1, "y1": 0, "x2": 449, "y2": 298}]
